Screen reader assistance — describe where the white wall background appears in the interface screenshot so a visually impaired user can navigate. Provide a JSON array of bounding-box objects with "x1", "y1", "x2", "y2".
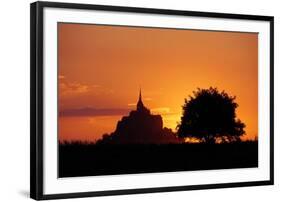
[{"x1": 0, "y1": 0, "x2": 279, "y2": 201}]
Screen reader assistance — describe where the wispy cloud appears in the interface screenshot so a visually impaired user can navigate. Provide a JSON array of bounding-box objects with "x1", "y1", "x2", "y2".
[
  {"x1": 127, "y1": 103, "x2": 137, "y2": 107},
  {"x1": 59, "y1": 107, "x2": 130, "y2": 117},
  {"x1": 60, "y1": 82, "x2": 89, "y2": 95},
  {"x1": 151, "y1": 107, "x2": 171, "y2": 114},
  {"x1": 58, "y1": 75, "x2": 65, "y2": 79},
  {"x1": 59, "y1": 75, "x2": 100, "y2": 96}
]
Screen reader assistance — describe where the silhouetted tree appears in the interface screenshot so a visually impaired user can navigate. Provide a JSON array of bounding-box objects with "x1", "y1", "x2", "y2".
[{"x1": 177, "y1": 87, "x2": 245, "y2": 143}]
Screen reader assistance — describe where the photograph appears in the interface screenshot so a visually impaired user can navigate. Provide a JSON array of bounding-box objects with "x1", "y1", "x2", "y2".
[{"x1": 58, "y1": 23, "x2": 259, "y2": 178}]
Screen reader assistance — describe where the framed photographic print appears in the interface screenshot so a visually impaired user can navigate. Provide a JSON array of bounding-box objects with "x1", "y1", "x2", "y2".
[{"x1": 30, "y1": 1, "x2": 274, "y2": 200}]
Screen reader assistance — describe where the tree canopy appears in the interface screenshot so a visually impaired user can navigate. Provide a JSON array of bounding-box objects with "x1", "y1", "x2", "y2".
[{"x1": 177, "y1": 87, "x2": 245, "y2": 143}]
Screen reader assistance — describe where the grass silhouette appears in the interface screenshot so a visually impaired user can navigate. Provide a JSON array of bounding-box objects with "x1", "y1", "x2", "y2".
[{"x1": 59, "y1": 141, "x2": 258, "y2": 177}]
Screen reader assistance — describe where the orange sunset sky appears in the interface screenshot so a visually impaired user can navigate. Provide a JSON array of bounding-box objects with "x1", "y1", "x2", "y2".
[{"x1": 58, "y1": 23, "x2": 258, "y2": 142}]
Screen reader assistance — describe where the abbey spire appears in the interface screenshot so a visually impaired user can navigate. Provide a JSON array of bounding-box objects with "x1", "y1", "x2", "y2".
[
  {"x1": 136, "y1": 88, "x2": 149, "y2": 114},
  {"x1": 139, "y1": 88, "x2": 142, "y2": 101},
  {"x1": 137, "y1": 88, "x2": 144, "y2": 110}
]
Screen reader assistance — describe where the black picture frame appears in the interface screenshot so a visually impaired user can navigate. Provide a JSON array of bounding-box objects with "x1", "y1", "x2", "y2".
[{"x1": 30, "y1": 1, "x2": 274, "y2": 200}]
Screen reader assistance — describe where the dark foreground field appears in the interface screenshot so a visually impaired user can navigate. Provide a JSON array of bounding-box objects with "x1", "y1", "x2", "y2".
[{"x1": 59, "y1": 142, "x2": 258, "y2": 178}]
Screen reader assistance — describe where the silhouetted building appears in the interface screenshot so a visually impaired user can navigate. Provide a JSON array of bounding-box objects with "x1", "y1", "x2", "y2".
[{"x1": 97, "y1": 89, "x2": 182, "y2": 144}]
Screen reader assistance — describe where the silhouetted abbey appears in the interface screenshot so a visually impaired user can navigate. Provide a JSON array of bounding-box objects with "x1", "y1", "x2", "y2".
[{"x1": 97, "y1": 89, "x2": 182, "y2": 144}]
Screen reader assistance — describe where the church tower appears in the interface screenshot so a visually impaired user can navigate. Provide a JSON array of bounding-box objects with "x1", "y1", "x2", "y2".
[
  {"x1": 136, "y1": 88, "x2": 149, "y2": 114},
  {"x1": 137, "y1": 88, "x2": 144, "y2": 111}
]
